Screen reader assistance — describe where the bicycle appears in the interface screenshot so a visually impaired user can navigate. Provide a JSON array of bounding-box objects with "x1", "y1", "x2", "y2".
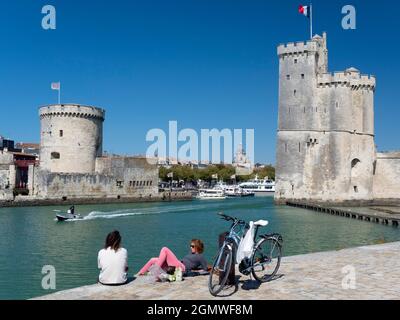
[{"x1": 208, "y1": 213, "x2": 283, "y2": 297}]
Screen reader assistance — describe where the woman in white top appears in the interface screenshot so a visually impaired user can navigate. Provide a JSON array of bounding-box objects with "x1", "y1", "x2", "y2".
[{"x1": 98, "y1": 230, "x2": 129, "y2": 285}]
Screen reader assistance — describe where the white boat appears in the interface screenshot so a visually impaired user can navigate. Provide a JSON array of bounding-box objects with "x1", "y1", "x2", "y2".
[
  {"x1": 238, "y1": 175, "x2": 275, "y2": 196},
  {"x1": 196, "y1": 189, "x2": 227, "y2": 200},
  {"x1": 224, "y1": 186, "x2": 255, "y2": 198},
  {"x1": 207, "y1": 181, "x2": 255, "y2": 198}
]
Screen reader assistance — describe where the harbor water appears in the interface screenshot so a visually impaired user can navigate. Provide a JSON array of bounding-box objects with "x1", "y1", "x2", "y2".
[{"x1": 0, "y1": 196, "x2": 399, "y2": 300}]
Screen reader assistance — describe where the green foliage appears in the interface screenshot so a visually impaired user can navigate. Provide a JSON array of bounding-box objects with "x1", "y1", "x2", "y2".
[{"x1": 159, "y1": 164, "x2": 275, "y2": 182}]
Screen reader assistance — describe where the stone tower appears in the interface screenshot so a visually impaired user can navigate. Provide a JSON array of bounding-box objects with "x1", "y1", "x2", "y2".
[
  {"x1": 39, "y1": 104, "x2": 105, "y2": 173},
  {"x1": 275, "y1": 33, "x2": 376, "y2": 204}
]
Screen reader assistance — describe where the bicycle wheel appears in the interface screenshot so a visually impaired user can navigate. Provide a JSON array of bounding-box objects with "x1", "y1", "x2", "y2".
[
  {"x1": 251, "y1": 237, "x2": 282, "y2": 283},
  {"x1": 208, "y1": 241, "x2": 234, "y2": 296}
]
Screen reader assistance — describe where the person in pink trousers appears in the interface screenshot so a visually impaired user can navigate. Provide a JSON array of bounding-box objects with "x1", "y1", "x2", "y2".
[{"x1": 138, "y1": 239, "x2": 208, "y2": 276}]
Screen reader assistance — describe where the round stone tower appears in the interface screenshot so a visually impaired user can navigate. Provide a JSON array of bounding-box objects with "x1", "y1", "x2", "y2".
[{"x1": 39, "y1": 104, "x2": 105, "y2": 173}]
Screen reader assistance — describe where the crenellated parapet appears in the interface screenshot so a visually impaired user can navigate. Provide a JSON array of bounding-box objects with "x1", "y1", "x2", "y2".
[
  {"x1": 277, "y1": 41, "x2": 318, "y2": 57},
  {"x1": 317, "y1": 70, "x2": 375, "y2": 91},
  {"x1": 39, "y1": 104, "x2": 105, "y2": 121}
]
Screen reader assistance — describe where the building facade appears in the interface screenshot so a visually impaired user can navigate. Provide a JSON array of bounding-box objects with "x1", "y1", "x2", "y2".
[{"x1": 275, "y1": 33, "x2": 400, "y2": 204}]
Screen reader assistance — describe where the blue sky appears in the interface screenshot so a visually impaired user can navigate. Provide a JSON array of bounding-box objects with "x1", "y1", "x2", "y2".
[{"x1": 0, "y1": 0, "x2": 399, "y2": 164}]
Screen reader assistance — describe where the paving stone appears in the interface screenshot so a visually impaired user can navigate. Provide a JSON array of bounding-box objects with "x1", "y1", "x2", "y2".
[{"x1": 33, "y1": 242, "x2": 400, "y2": 300}]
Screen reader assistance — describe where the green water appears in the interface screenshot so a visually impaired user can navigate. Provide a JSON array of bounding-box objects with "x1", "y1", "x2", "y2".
[{"x1": 0, "y1": 197, "x2": 399, "y2": 300}]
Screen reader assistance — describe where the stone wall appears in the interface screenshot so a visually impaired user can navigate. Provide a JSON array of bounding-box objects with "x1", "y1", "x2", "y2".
[
  {"x1": 0, "y1": 151, "x2": 14, "y2": 201},
  {"x1": 275, "y1": 131, "x2": 375, "y2": 203},
  {"x1": 33, "y1": 156, "x2": 159, "y2": 200},
  {"x1": 373, "y1": 153, "x2": 400, "y2": 200},
  {"x1": 39, "y1": 104, "x2": 105, "y2": 174}
]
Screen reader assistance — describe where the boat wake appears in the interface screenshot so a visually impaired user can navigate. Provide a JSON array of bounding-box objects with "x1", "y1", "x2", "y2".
[
  {"x1": 58, "y1": 199, "x2": 246, "y2": 222},
  {"x1": 83, "y1": 211, "x2": 144, "y2": 220}
]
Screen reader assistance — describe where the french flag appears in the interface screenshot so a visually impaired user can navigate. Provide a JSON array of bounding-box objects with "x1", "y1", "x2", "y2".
[{"x1": 299, "y1": 5, "x2": 310, "y2": 18}]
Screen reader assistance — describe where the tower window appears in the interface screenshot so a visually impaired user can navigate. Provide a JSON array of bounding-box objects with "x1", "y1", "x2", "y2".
[
  {"x1": 51, "y1": 152, "x2": 60, "y2": 160},
  {"x1": 351, "y1": 159, "x2": 361, "y2": 168},
  {"x1": 59, "y1": 130, "x2": 63, "y2": 137},
  {"x1": 336, "y1": 102, "x2": 339, "y2": 108},
  {"x1": 294, "y1": 90, "x2": 297, "y2": 96},
  {"x1": 299, "y1": 143, "x2": 301, "y2": 152},
  {"x1": 354, "y1": 186, "x2": 359, "y2": 193},
  {"x1": 294, "y1": 59, "x2": 298, "y2": 64},
  {"x1": 301, "y1": 74, "x2": 305, "y2": 79},
  {"x1": 286, "y1": 75, "x2": 291, "y2": 80},
  {"x1": 285, "y1": 143, "x2": 288, "y2": 153}
]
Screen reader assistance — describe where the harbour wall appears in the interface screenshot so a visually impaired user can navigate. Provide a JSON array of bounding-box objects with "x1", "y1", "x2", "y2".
[
  {"x1": 0, "y1": 191, "x2": 193, "y2": 208},
  {"x1": 373, "y1": 152, "x2": 400, "y2": 200}
]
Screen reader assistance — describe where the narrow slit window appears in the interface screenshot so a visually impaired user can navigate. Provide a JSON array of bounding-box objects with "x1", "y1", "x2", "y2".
[{"x1": 59, "y1": 130, "x2": 63, "y2": 137}]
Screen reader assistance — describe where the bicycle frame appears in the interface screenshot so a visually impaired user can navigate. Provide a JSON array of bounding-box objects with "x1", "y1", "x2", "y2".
[
  {"x1": 216, "y1": 219, "x2": 246, "y2": 268},
  {"x1": 227, "y1": 220, "x2": 247, "y2": 249}
]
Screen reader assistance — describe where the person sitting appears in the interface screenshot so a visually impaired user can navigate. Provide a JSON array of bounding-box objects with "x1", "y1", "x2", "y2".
[
  {"x1": 138, "y1": 239, "x2": 208, "y2": 277},
  {"x1": 98, "y1": 230, "x2": 129, "y2": 286}
]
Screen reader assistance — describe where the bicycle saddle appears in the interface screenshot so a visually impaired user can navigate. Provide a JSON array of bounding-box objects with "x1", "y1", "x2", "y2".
[{"x1": 254, "y1": 220, "x2": 269, "y2": 227}]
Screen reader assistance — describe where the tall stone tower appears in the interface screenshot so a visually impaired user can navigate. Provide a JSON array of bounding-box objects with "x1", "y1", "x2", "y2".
[
  {"x1": 275, "y1": 33, "x2": 376, "y2": 204},
  {"x1": 39, "y1": 104, "x2": 105, "y2": 173}
]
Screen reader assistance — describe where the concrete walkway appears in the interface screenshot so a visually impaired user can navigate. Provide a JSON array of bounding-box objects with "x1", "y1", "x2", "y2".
[{"x1": 34, "y1": 242, "x2": 400, "y2": 300}]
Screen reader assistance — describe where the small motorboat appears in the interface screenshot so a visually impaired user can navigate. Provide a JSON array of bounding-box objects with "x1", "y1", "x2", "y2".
[
  {"x1": 54, "y1": 206, "x2": 83, "y2": 221},
  {"x1": 56, "y1": 213, "x2": 83, "y2": 221}
]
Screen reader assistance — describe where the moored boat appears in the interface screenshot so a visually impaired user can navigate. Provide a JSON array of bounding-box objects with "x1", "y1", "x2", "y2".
[
  {"x1": 196, "y1": 189, "x2": 227, "y2": 200},
  {"x1": 224, "y1": 186, "x2": 255, "y2": 198},
  {"x1": 238, "y1": 175, "x2": 275, "y2": 196}
]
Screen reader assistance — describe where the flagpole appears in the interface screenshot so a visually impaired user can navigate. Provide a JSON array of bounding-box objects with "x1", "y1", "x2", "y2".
[
  {"x1": 58, "y1": 87, "x2": 61, "y2": 104},
  {"x1": 310, "y1": 3, "x2": 313, "y2": 39}
]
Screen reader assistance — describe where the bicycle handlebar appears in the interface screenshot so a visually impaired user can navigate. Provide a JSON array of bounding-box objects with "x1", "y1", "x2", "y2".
[{"x1": 218, "y1": 213, "x2": 249, "y2": 228}]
